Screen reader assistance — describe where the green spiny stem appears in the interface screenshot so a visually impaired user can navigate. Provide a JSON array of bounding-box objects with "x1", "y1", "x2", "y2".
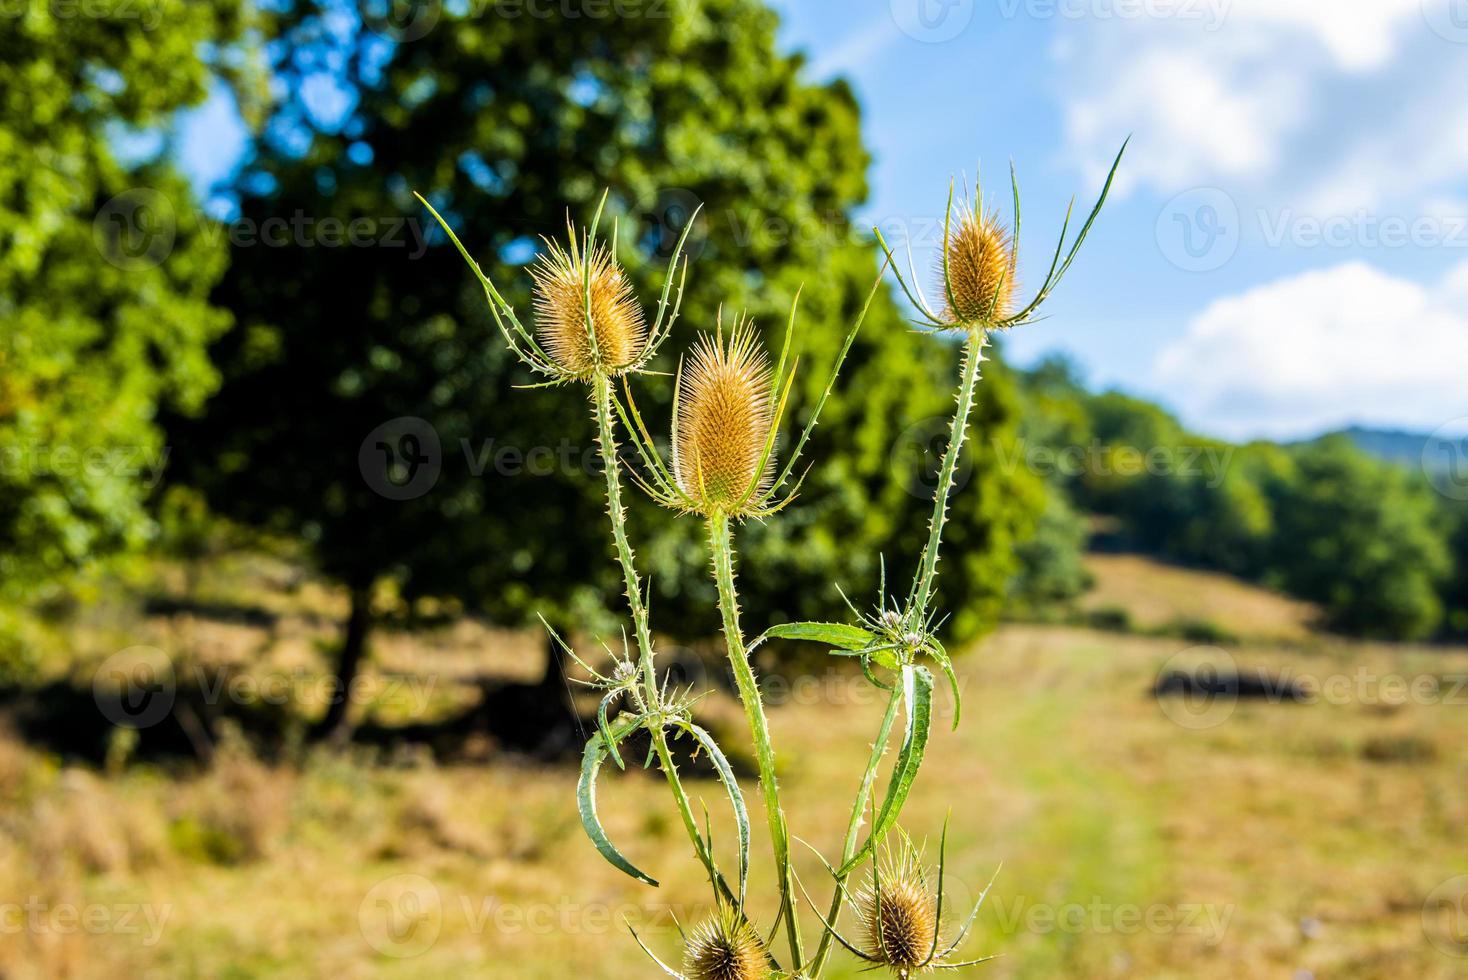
[
  {"x1": 909, "y1": 329, "x2": 988, "y2": 619},
  {"x1": 589, "y1": 375, "x2": 722, "y2": 890},
  {"x1": 591, "y1": 373, "x2": 659, "y2": 708},
  {"x1": 707, "y1": 512, "x2": 804, "y2": 968},
  {"x1": 808, "y1": 683, "x2": 903, "y2": 976}
]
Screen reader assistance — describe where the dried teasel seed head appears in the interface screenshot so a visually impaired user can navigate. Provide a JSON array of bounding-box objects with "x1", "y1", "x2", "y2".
[
  {"x1": 858, "y1": 852, "x2": 940, "y2": 977},
  {"x1": 529, "y1": 229, "x2": 647, "y2": 380},
  {"x1": 939, "y1": 207, "x2": 1016, "y2": 327},
  {"x1": 683, "y1": 912, "x2": 771, "y2": 980},
  {"x1": 672, "y1": 314, "x2": 775, "y2": 515}
]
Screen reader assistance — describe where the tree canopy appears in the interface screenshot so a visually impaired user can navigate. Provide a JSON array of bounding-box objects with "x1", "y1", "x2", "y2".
[
  {"x1": 170, "y1": 0, "x2": 1046, "y2": 659},
  {"x1": 0, "y1": 1, "x2": 248, "y2": 599}
]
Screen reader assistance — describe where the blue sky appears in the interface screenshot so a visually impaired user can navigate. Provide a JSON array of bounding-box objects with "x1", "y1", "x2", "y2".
[
  {"x1": 766, "y1": 0, "x2": 1468, "y2": 441},
  {"x1": 175, "y1": 0, "x2": 1468, "y2": 441}
]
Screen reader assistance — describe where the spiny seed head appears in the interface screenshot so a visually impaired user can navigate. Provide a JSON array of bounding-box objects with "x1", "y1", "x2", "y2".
[
  {"x1": 882, "y1": 610, "x2": 903, "y2": 630},
  {"x1": 858, "y1": 852, "x2": 940, "y2": 976},
  {"x1": 672, "y1": 314, "x2": 775, "y2": 515},
  {"x1": 940, "y1": 207, "x2": 1016, "y2": 327},
  {"x1": 683, "y1": 912, "x2": 770, "y2": 980},
  {"x1": 529, "y1": 229, "x2": 647, "y2": 380}
]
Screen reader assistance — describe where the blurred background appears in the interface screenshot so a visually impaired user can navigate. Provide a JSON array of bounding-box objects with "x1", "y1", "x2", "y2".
[{"x1": 3, "y1": 0, "x2": 1468, "y2": 976}]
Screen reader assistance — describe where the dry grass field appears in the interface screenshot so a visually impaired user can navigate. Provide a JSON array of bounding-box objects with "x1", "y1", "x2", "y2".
[{"x1": 2, "y1": 556, "x2": 1466, "y2": 978}]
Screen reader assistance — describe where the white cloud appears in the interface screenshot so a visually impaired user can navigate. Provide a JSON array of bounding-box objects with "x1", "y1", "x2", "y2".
[
  {"x1": 1223, "y1": 0, "x2": 1423, "y2": 71},
  {"x1": 1156, "y1": 260, "x2": 1468, "y2": 439},
  {"x1": 1056, "y1": 0, "x2": 1460, "y2": 209}
]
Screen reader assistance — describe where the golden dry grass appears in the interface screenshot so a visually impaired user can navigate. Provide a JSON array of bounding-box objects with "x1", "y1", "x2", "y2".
[
  {"x1": 1081, "y1": 553, "x2": 1320, "y2": 642},
  {"x1": 3, "y1": 620, "x2": 1466, "y2": 977},
  {"x1": 3, "y1": 555, "x2": 1466, "y2": 977}
]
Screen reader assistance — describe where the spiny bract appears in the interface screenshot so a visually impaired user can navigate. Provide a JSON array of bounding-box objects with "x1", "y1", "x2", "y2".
[
  {"x1": 672, "y1": 315, "x2": 775, "y2": 514},
  {"x1": 858, "y1": 853, "x2": 940, "y2": 977},
  {"x1": 529, "y1": 230, "x2": 647, "y2": 380},
  {"x1": 940, "y1": 207, "x2": 1016, "y2": 327},
  {"x1": 683, "y1": 912, "x2": 771, "y2": 980}
]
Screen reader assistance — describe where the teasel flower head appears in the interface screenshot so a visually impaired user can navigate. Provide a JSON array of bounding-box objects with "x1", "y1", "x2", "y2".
[
  {"x1": 619, "y1": 292, "x2": 857, "y2": 521},
  {"x1": 682, "y1": 912, "x2": 771, "y2": 980},
  {"x1": 413, "y1": 189, "x2": 697, "y2": 385},
  {"x1": 529, "y1": 229, "x2": 648, "y2": 381},
  {"x1": 857, "y1": 846, "x2": 940, "y2": 976},
  {"x1": 671, "y1": 313, "x2": 777, "y2": 514},
  {"x1": 873, "y1": 139, "x2": 1128, "y2": 335},
  {"x1": 939, "y1": 207, "x2": 1016, "y2": 326},
  {"x1": 808, "y1": 822, "x2": 999, "y2": 977}
]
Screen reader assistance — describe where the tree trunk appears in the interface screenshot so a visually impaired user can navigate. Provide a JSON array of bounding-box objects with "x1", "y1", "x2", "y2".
[
  {"x1": 537, "y1": 627, "x2": 574, "y2": 702},
  {"x1": 316, "y1": 583, "x2": 372, "y2": 743}
]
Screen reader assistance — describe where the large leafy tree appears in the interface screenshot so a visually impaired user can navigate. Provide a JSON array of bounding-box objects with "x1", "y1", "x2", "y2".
[
  {"x1": 1268, "y1": 438, "x2": 1449, "y2": 639},
  {"x1": 0, "y1": 2, "x2": 247, "y2": 606},
  {"x1": 171, "y1": 0, "x2": 1045, "y2": 737}
]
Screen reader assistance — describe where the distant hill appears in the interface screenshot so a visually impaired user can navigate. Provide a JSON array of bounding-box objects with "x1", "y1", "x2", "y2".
[{"x1": 1312, "y1": 425, "x2": 1465, "y2": 474}]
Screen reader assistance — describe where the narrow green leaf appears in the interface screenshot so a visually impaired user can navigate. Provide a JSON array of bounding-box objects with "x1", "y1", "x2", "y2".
[
  {"x1": 763, "y1": 622, "x2": 876, "y2": 651},
  {"x1": 597, "y1": 693, "x2": 625, "y2": 770},
  {"x1": 838, "y1": 664, "x2": 934, "y2": 876},
  {"x1": 679, "y1": 722, "x2": 751, "y2": 905},
  {"x1": 579, "y1": 718, "x2": 659, "y2": 886}
]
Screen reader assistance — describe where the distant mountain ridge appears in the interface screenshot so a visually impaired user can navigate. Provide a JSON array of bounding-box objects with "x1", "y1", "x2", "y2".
[{"x1": 1312, "y1": 425, "x2": 1465, "y2": 473}]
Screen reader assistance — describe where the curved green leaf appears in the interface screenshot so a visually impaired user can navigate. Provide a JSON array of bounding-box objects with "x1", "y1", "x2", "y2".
[
  {"x1": 928, "y1": 638, "x2": 963, "y2": 730},
  {"x1": 598, "y1": 692, "x2": 625, "y2": 770},
  {"x1": 678, "y1": 722, "x2": 751, "y2": 905},
  {"x1": 838, "y1": 664, "x2": 933, "y2": 876},
  {"x1": 579, "y1": 716, "x2": 659, "y2": 886},
  {"x1": 763, "y1": 621, "x2": 876, "y2": 651}
]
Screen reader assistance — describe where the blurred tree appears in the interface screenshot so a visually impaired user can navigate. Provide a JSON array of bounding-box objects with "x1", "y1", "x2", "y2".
[
  {"x1": 168, "y1": 0, "x2": 1045, "y2": 740},
  {"x1": 0, "y1": 2, "x2": 249, "y2": 605},
  {"x1": 1258, "y1": 438, "x2": 1447, "y2": 639},
  {"x1": 1441, "y1": 500, "x2": 1468, "y2": 637},
  {"x1": 1006, "y1": 493, "x2": 1091, "y2": 618}
]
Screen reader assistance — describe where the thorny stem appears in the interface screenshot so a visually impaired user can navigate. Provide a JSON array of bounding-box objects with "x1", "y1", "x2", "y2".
[
  {"x1": 590, "y1": 374, "x2": 723, "y2": 893},
  {"x1": 707, "y1": 512, "x2": 805, "y2": 969},
  {"x1": 909, "y1": 329, "x2": 989, "y2": 619},
  {"x1": 591, "y1": 374, "x2": 658, "y2": 707},
  {"x1": 809, "y1": 683, "x2": 903, "y2": 975}
]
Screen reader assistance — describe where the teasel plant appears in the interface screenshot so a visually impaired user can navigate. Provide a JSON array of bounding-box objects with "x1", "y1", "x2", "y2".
[
  {"x1": 612, "y1": 268, "x2": 887, "y2": 974},
  {"x1": 746, "y1": 141, "x2": 1128, "y2": 976},
  {"x1": 416, "y1": 190, "x2": 773, "y2": 955},
  {"x1": 415, "y1": 136, "x2": 1124, "y2": 976}
]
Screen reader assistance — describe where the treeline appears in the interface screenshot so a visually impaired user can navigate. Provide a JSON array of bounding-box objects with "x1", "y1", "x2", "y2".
[{"x1": 1010, "y1": 357, "x2": 1468, "y2": 641}]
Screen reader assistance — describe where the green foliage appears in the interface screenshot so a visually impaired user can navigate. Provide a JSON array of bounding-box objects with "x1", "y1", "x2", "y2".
[
  {"x1": 1015, "y1": 360, "x2": 1456, "y2": 640},
  {"x1": 1269, "y1": 437, "x2": 1449, "y2": 639},
  {"x1": 1441, "y1": 502, "x2": 1468, "y2": 636},
  {"x1": 173, "y1": 0, "x2": 1042, "y2": 644},
  {"x1": 1007, "y1": 492, "x2": 1092, "y2": 616},
  {"x1": 0, "y1": 1, "x2": 247, "y2": 596}
]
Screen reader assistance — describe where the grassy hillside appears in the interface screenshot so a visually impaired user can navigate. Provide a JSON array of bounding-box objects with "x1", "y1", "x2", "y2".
[
  {"x1": 1080, "y1": 553, "x2": 1320, "y2": 643},
  {"x1": 2, "y1": 554, "x2": 1465, "y2": 977}
]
